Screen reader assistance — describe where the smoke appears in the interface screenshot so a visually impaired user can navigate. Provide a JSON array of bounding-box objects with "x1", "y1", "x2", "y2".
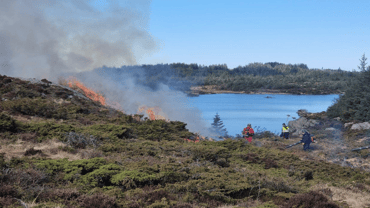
[
  {"x1": 0, "y1": 0, "x2": 158, "y2": 78},
  {"x1": 0, "y1": 0, "x2": 213, "y2": 136},
  {"x1": 69, "y1": 67, "x2": 214, "y2": 137}
]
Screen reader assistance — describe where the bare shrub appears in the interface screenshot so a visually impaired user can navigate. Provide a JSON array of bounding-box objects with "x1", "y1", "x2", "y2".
[
  {"x1": 0, "y1": 196, "x2": 18, "y2": 207},
  {"x1": 284, "y1": 191, "x2": 339, "y2": 208},
  {"x1": 19, "y1": 132, "x2": 38, "y2": 142},
  {"x1": 0, "y1": 185, "x2": 18, "y2": 197},
  {"x1": 80, "y1": 150, "x2": 104, "y2": 159},
  {"x1": 24, "y1": 147, "x2": 43, "y2": 156},
  {"x1": 263, "y1": 158, "x2": 278, "y2": 169},
  {"x1": 303, "y1": 171, "x2": 313, "y2": 181},
  {"x1": 39, "y1": 188, "x2": 81, "y2": 204},
  {"x1": 63, "y1": 132, "x2": 100, "y2": 149},
  {"x1": 77, "y1": 193, "x2": 117, "y2": 208}
]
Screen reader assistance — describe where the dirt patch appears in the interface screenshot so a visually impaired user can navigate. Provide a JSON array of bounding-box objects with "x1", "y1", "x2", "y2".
[{"x1": 0, "y1": 139, "x2": 82, "y2": 161}]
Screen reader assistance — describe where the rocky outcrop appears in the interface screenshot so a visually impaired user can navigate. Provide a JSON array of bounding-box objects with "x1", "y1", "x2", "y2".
[
  {"x1": 288, "y1": 116, "x2": 320, "y2": 136},
  {"x1": 345, "y1": 122, "x2": 370, "y2": 130}
]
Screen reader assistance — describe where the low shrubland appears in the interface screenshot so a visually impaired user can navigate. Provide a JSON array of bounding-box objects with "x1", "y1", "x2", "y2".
[{"x1": 1, "y1": 74, "x2": 370, "y2": 207}]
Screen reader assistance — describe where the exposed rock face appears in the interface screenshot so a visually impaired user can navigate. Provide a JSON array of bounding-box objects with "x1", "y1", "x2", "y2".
[
  {"x1": 350, "y1": 122, "x2": 370, "y2": 130},
  {"x1": 288, "y1": 116, "x2": 320, "y2": 136}
]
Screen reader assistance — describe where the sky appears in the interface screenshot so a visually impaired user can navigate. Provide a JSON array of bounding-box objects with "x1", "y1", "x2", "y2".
[
  {"x1": 93, "y1": 0, "x2": 370, "y2": 71},
  {"x1": 1, "y1": 0, "x2": 369, "y2": 78},
  {"x1": 146, "y1": 0, "x2": 370, "y2": 71}
]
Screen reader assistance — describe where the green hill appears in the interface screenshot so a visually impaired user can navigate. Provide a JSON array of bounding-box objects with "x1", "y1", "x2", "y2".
[{"x1": 0, "y1": 74, "x2": 369, "y2": 208}]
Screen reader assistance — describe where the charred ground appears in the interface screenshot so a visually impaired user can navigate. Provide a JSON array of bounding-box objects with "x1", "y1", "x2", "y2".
[{"x1": 0, "y1": 74, "x2": 370, "y2": 208}]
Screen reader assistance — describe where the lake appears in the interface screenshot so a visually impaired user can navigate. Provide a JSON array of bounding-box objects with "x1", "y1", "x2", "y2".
[{"x1": 186, "y1": 94, "x2": 339, "y2": 136}]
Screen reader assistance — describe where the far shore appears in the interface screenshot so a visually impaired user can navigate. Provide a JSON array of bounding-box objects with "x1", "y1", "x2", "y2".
[{"x1": 188, "y1": 85, "x2": 342, "y2": 96}]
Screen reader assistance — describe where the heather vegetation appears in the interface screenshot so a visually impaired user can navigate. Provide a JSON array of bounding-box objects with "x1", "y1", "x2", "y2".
[{"x1": 1, "y1": 74, "x2": 370, "y2": 207}]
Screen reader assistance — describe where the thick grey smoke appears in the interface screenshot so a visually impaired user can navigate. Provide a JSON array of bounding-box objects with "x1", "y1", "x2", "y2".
[
  {"x1": 0, "y1": 0, "x2": 158, "y2": 78},
  {"x1": 0, "y1": 0, "x2": 213, "y2": 136},
  {"x1": 70, "y1": 67, "x2": 214, "y2": 137}
]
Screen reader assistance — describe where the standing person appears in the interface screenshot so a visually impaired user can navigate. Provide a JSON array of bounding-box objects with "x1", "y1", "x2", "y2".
[
  {"x1": 243, "y1": 124, "x2": 254, "y2": 143},
  {"x1": 281, "y1": 123, "x2": 289, "y2": 139},
  {"x1": 300, "y1": 130, "x2": 315, "y2": 151}
]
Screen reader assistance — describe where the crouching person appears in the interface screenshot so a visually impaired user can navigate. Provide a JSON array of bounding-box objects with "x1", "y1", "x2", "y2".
[{"x1": 300, "y1": 130, "x2": 315, "y2": 151}]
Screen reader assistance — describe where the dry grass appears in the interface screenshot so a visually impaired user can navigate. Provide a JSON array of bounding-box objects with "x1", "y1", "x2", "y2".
[
  {"x1": 312, "y1": 183, "x2": 370, "y2": 208},
  {"x1": 0, "y1": 139, "x2": 82, "y2": 161}
]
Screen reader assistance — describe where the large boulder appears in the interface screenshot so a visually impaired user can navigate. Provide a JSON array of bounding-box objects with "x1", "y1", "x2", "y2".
[
  {"x1": 350, "y1": 122, "x2": 370, "y2": 130},
  {"x1": 288, "y1": 117, "x2": 320, "y2": 136}
]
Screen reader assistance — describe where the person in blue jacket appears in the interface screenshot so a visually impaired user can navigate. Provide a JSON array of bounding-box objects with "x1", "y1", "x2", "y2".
[{"x1": 300, "y1": 130, "x2": 315, "y2": 151}]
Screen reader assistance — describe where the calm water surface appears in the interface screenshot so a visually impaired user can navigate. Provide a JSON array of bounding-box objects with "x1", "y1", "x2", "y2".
[{"x1": 186, "y1": 94, "x2": 339, "y2": 136}]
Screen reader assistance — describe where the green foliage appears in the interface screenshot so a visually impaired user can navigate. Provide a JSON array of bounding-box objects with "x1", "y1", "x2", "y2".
[
  {"x1": 83, "y1": 124, "x2": 132, "y2": 140},
  {"x1": 0, "y1": 113, "x2": 18, "y2": 132},
  {"x1": 21, "y1": 121, "x2": 76, "y2": 142},
  {"x1": 328, "y1": 54, "x2": 370, "y2": 122},
  {"x1": 135, "y1": 120, "x2": 193, "y2": 141},
  {"x1": 111, "y1": 170, "x2": 160, "y2": 189},
  {"x1": 1, "y1": 98, "x2": 68, "y2": 119}
]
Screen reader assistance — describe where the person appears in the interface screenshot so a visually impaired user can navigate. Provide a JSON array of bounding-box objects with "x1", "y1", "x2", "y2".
[
  {"x1": 243, "y1": 124, "x2": 254, "y2": 142},
  {"x1": 281, "y1": 123, "x2": 289, "y2": 139},
  {"x1": 300, "y1": 130, "x2": 315, "y2": 151}
]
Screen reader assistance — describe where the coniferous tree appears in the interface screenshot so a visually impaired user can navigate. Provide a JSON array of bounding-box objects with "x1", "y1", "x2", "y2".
[
  {"x1": 211, "y1": 113, "x2": 228, "y2": 137},
  {"x1": 327, "y1": 53, "x2": 370, "y2": 122}
]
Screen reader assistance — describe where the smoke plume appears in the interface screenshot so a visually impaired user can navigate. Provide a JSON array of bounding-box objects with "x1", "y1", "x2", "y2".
[
  {"x1": 0, "y1": 0, "x2": 213, "y2": 136},
  {"x1": 0, "y1": 0, "x2": 158, "y2": 78}
]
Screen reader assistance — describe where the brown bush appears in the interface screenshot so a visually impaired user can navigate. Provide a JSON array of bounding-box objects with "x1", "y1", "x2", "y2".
[
  {"x1": 284, "y1": 191, "x2": 339, "y2": 208},
  {"x1": 19, "y1": 132, "x2": 38, "y2": 142},
  {"x1": 39, "y1": 188, "x2": 81, "y2": 203},
  {"x1": 77, "y1": 193, "x2": 117, "y2": 208},
  {"x1": 24, "y1": 147, "x2": 43, "y2": 156},
  {"x1": 263, "y1": 158, "x2": 279, "y2": 169},
  {"x1": 303, "y1": 171, "x2": 313, "y2": 181},
  {"x1": 0, "y1": 185, "x2": 18, "y2": 197},
  {"x1": 244, "y1": 153, "x2": 259, "y2": 163},
  {"x1": 173, "y1": 203, "x2": 193, "y2": 208},
  {"x1": 80, "y1": 150, "x2": 104, "y2": 159},
  {"x1": 0, "y1": 196, "x2": 18, "y2": 207}
]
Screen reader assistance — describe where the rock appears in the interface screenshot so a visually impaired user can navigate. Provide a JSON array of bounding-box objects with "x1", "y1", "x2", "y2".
[
  {"x1": 297, "y1": 109, "x2": 308, "y2": 117},
  {"x1": 344, "y1": 122, "x2": 354, "y2": 128},
  {"x1": 351, "y1": 122, "x2": 370, "y2": 130},
  {"x1": 288, "y1": 117, "x2": 320, "y2": 136},
  {"x1": 334, "y1": 117, "x2": 341, "y2": 121},
  {"x1": 325, "y1": 127, "x2": 336, "y2": 131}
]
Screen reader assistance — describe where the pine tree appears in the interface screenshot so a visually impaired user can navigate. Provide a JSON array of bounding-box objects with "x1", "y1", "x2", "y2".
[
  {"x1": 327, "y1": 53, "x2": 370, "y2": 122},
  {"x1": 211, "y1": 113, "x2": 228, "y2": 137}
]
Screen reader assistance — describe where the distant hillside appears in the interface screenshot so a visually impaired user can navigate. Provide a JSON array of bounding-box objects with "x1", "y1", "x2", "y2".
[
  {"x1": 96, "y1": 62, "x2": 358, "y2": 96},
  {"x1": 1, "y1": 74, "x2": 370, "y2": 208}
]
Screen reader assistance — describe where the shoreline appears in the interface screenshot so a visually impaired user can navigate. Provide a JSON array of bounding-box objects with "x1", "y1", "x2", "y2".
[{"x1": 188, "y1": 85, "x2": 342, "y2": 96}]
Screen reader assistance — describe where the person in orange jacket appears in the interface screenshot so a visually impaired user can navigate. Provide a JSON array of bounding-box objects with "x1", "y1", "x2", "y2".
[{"x1": 243, "y1": 124, "x2": 254, "y2": 142}]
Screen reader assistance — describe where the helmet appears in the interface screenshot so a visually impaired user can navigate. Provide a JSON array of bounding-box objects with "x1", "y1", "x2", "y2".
[
  {"x1": 247, "y1": 123, "x2": 251, "y2": 127},
  {"x1": 282, "y1": 123, "x2": 286, "y2": 126}
]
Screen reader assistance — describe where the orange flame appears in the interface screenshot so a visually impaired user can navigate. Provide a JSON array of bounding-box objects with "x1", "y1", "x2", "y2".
[
  {"x1": 67, "y1": 76, "x2": 106, "y2": 106},
  {"x1": 138, "y1": 105, "x2": 168, "y2": 121}
]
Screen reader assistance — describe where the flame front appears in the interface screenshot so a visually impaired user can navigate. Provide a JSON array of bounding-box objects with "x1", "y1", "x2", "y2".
[
  {"x1": 138, "y1": 105, "x2": 168, "y2": 121},
  {"x1": 67, "y1": 76, "x2": 106, "y2": 106}
]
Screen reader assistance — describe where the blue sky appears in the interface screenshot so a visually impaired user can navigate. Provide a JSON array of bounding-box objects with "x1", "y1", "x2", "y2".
[{"x1": 95, "y1": 0, "x2": 370, "y2": 71}]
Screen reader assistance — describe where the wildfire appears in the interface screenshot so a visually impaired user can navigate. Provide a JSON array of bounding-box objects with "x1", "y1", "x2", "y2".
[
  {"x1": 138, "y1": 105, "x2": 168, "y2": 121},
  {"x1": 67, "y1": 76, "x2": 106, "y2": 106}
]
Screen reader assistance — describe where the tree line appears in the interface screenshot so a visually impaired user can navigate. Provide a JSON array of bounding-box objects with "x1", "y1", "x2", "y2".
[{"x1": 97, "y1": 61, "x2": 358, "y2": 95}]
